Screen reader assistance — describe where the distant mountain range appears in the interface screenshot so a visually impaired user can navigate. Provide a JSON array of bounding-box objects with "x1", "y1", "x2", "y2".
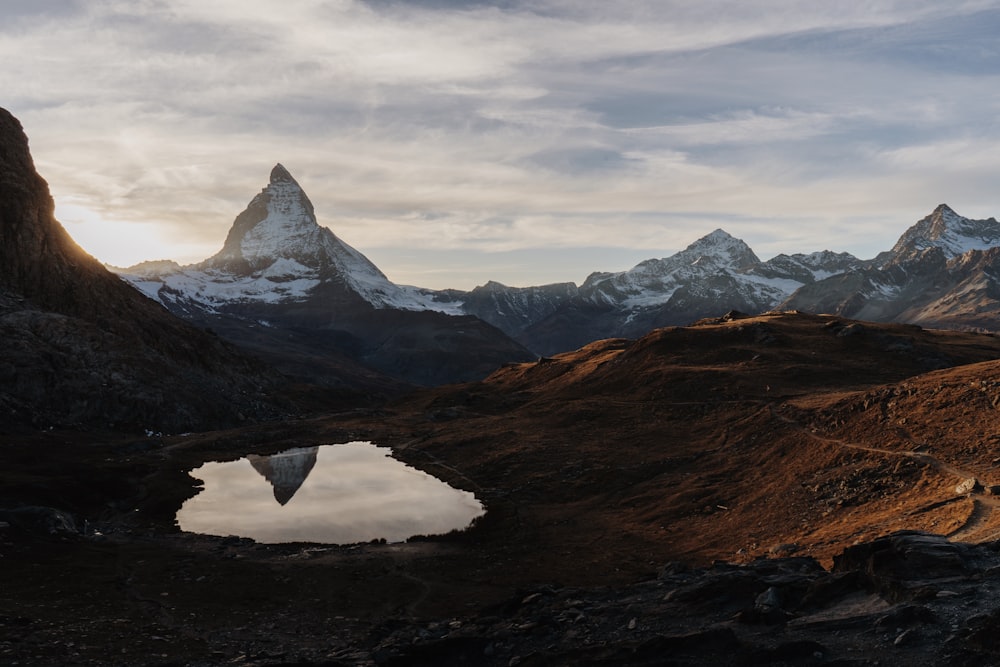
[
  {"x1": 784, "y1": 204, "x2": 1000, "y2": 330},
  {"x1": 6, "y1": 97, "x2": 1000, "y2": 419},
  {"x1": 117, "y1": 163, "x2": 1000, "y2": 369}
]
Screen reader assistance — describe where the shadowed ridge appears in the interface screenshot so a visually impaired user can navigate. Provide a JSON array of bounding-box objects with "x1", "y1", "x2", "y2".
[{"x1": 0, "y1": 109, "x2": 111, "y2": 314}]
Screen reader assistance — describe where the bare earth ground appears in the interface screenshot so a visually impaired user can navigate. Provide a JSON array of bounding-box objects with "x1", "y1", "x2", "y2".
[{"x1": 7, "y1": 312, "x2": 1000, "y2": 665}]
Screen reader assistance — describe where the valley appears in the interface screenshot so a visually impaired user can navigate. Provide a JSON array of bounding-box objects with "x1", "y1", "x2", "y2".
[{"x1": 9, "y1": 312, "x2": 1000, "y2": 665}]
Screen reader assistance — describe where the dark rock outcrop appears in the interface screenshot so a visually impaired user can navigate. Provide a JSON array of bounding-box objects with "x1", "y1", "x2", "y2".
[{"x1": 368, "y1": 532, "x2": 1000, "y2": 666}]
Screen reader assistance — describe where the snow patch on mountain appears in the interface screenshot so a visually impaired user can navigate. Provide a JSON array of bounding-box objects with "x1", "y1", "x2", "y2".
[
  {"x1": 867, "y1": 277, "x2": 903, "y2": 299},
  {"x1": 125, "y1": 259, "x2": 463, "y2": 314},
  {"x1": 744, "y1": 274, "x2": 807, "y2": 297},
  {"x1": 580, "y1": 229, "x2": 845, "y2": 312},
  {"x1": 135, "y1": 269, "x2": 319, "y2": 309},
  {"x1": 260, "y1": 257, "x2": 313, "y2": 280},
  {"x1": 347, "y1": 273, "x2": 464, "y2": 314}
]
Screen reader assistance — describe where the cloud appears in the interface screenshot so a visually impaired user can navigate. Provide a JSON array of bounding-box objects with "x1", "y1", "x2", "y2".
[
  {"x1": 0, "y1": 0, "x2": 81, "y2": 23},
  {"x1": 3, "y1": 1, "x2": 1000, "y2": 285}
]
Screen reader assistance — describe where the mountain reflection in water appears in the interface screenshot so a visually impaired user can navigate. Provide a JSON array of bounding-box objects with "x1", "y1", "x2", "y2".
[
  {"x1": 176, "y1": 442, "x2": 485, "y2": 544},
  {"x1": 247, "y1": 446, "x2": 318, "y2": 505}
]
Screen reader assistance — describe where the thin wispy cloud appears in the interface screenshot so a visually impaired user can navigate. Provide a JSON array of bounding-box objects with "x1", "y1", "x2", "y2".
[{"x1": 3, "y1": 0, "x2": 1000, "y2": 287}]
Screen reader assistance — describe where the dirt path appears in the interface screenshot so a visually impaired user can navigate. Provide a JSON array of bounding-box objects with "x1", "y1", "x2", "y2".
[{"x1": 771, "y1": 407, "x2": 1000, "y2": 543}]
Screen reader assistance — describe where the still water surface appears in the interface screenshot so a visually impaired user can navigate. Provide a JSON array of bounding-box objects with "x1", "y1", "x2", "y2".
[{"x1": 176, "y1": 442, "x2": 484, "y2": 544}]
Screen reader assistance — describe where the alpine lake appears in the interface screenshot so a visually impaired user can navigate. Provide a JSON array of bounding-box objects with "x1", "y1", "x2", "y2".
[{"x1": 176, "y1": 441, "x2": 485, "y2": 544}]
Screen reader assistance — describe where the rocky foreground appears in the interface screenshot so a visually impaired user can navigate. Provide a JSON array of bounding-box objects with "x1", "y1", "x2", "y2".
[
  {"x1": 5, "y1": 520, "x2": 1000, "y2": 666},
  {"x1": 371, "y1": 531, "x2": 1000, "y2": 667}
]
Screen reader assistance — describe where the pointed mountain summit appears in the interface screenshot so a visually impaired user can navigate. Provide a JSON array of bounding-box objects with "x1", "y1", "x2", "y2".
[
  {"x1": 270, "y1": 162, "x2": 295, "y2": 183},
  {"x1": 580, "y1": 228, "x2": 762, "y2": 306},
  {"x1": 516, "y1": 228, "x2": 863, "y2": 355},
  {"x1": 676, "y1": 228, "x2": 761, "y2": 271},
  {"x1": 782, "y1": 204, "x2": 1000, "y2": 329},
  {"x1": 117, "y1": 164, "x2": 533, "y2": 387},
  {"x1": 890, "y1": 204, "x2": 1000, "y2": 261},
  {"x1": 128, "y1": 163, "x2": 447, "y2": 311},
  {"x1": 206, "y1": 163, "x2": 318, "y2": 270},
  {"x1": 202, "y1": 163, "x2": 389, "y2": 290}
]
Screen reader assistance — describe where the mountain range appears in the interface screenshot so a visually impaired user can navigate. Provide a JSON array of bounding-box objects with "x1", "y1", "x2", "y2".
[
  {"x1": 118, "y1": 164, "x2": 533, "y2": 388},
  {"x1": 118, "y1": 164, "x2": 1000, "y2": 370}
]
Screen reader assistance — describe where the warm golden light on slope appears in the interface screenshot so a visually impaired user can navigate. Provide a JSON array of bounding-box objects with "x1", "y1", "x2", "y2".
[{"x1": 56, "y1": 201, "x2": 214, "y2": 268}]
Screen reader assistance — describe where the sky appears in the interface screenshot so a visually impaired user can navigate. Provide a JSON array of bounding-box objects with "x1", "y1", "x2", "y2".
[{"x1": 4, "y1": 1, "x2": 1000, "y2": 290}]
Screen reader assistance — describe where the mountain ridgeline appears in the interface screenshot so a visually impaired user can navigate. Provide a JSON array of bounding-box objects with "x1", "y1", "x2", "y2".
[
  {"x1": 120, "y1": 163, "x2": 1000, "y2": 364},
  {"x1": 120, "y1": 164, "x2": 535, "y2": 388}
]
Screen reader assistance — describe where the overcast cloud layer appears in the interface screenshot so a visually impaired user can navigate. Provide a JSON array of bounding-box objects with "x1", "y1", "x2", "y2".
[{"x1": 4, "y1": 0, "x2": 1000, "y2": 288}]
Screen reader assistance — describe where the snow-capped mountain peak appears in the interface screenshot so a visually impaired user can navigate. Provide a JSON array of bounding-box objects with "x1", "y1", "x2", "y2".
[
  {"x1": 119, "y1": 164, "x2": 462, "y2": 313},
  {"x1": 202, "y1": 163, "x2": 382, "y2": 276},
  {"x1": 676, "y1": 228, "x2": 760, "y2": 270},
  {"x1": 577, "y1": 228, "x2": 770, "y2": 310},
  {"x1": 239, "y1": 178, "x2": 318, "y2": 265},
  {"x1": 199, "y1": 163, "x2": 420, "y2": 292},
  {"x1": 891, "y1": 204, "x2": 1000, "y2": 261},
  {"x1": 697, "y1": 228, "x2": 738, "y2": 245},
  {"x1": 269, "y1": 162, "x2": 296, "y2": 184}
]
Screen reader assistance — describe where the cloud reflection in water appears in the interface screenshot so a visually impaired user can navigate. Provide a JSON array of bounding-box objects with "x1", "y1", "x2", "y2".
[{"x1": 176, "y1": 442, "x2": 484, "y2": 544}]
